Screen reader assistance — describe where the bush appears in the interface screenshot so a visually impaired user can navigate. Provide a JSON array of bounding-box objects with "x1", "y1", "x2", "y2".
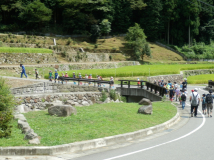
[
  {"x1": 0, "y1": 111, "x2": 13, "y2": 138},
  {"x1": 100, "y1": 91, "x2": 108, "y2": 102},
  {"x1": 0, "y1": 78, "x2": 15, "y2": 138},
  {"x1": 110, "y1": 89, "x2": 118, "y2": 101},
  {"x1": 67, "y1": 38, "x2": 72, "y2": 45}
]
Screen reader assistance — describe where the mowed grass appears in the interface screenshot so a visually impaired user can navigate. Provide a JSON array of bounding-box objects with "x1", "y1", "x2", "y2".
[
  {"x1": 188, "y1": 74, "x2": 214, "y2": 84},
  {"x1": 0, "y1": 120, "x2": 29, "y2": 147},
  {"x1": 0, "y1": 102, "x2": 176, "y2": 147},
  {"x1": 56, "y1": 64, "x2": 214, "y2": 78},
  {"x1": 0, "y1": 47, "x2": 53, "y2": 54}
]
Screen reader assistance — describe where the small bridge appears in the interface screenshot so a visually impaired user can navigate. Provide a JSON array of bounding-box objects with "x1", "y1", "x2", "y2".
[{"x1": 117, "y1": 80, "x2": 166, "y2": 102}]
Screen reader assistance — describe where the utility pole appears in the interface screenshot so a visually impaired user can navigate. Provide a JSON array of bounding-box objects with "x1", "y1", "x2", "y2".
[{"x1": 189, "y1": 16, "x2": 191, "y2": 48}]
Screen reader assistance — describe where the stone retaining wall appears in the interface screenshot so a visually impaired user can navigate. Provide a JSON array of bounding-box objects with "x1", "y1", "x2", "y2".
[
  {"x1": 184, "y1": 69, "x2": 214, "y2": 77},
  {"x1": 11, "y1": 82, "x2": 104, "y2": 95},
  {"x1": 15, "y1": 92, "x2": 102, "y2": 111},
  {"x1": 0, "y1": 53, "x2": 57, "y2": 65},
  {"x1": 147, "y1": 74, "x2": 184, "y2": 83}
]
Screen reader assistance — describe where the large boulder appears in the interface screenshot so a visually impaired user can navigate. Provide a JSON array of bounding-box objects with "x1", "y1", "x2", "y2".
[
  {"x1": 48, "y1": 105, "x2": 77, "y2": 117},
  {"x1": 18, "y1": 120, "x2": 31, "y2": 133},
  {"x1": 82, "y1": 101, "x2": 90, "y2": 106},
  {"x1": 138, "y1": 105, "x2": 153, "y2": 115},
  {"x1": 139, "y1": 98, "x2": 152, "y2": 105}
]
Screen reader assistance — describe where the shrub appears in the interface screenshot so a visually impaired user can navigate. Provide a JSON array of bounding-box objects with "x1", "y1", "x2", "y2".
[
  {"x1": 0, "y1": 78, "x2": 15, "y2": 138},
  {"x1": 110, "y1": 89, "x2": 118, "y2": 101},
  {"x1": 10, "y1": 39, "x2": 14, "y2": 43},
  {"x1": 94, "y1": 44, "x2": 98, "y2": 48},
  {"x1": 100, "y1": 91, "x2": 107, "y2": 102},
  {"x1": 0, "y1": 111, "x2": 13, "y2": 138},
  {"x1": 67, "y1": 38, "x2": 72, "y2": 45}
]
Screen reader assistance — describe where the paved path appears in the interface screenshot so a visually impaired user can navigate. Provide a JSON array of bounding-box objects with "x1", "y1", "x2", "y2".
[{"x1": 0, "y1": 82, "x2": 210, "y2": 160}]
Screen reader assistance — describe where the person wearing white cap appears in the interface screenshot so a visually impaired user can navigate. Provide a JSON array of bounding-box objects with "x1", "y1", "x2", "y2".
[
  {"x1": 190, "y1": 88, "x2": 200, "y2": 117},
  {"x1": 110, "y1": 76, "x2": 114, "y2": 88},
  {"x1": 137, "y1": 78, "x2": 140, "y2": 88}
]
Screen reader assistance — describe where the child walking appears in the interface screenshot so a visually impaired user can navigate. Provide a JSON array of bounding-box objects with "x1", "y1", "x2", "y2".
[
  {"x1": 35, "y1": 69, "x2": 38, "y2": 79},
  {"x1": 202, "y1": 94, "x2": 207, "y2": 115}
]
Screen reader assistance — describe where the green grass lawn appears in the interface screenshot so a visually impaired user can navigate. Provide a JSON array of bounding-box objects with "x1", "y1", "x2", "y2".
[
  {"x1": 0, "y1": 47, "x2": 53, "y2": 54},
  {"x1": 188, "y1": 74, "x2": 214, "y2": 84},
  {"x1": 53, "y1": 64, "x2": 214, "y2": 78},
  {"x1": 0, "y1": 102, "x2": 176, "y2": 147}
]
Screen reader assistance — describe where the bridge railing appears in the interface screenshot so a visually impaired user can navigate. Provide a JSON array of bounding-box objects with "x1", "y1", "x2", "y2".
[
  {"x1": 58, "y1": 77, "x2": 113, "y2": 88},
  {"x1": 118, "y1": 80, "x2": 166, "y2": 97}
]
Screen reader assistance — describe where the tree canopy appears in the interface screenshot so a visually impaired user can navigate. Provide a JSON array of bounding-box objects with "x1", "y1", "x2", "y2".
[{"x1": 1, "y1": 0, "x2": 214, "y2": 45}]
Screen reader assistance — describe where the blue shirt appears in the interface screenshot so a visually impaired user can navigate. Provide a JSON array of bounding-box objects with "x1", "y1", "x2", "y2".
[
  {"x1": 22, "y1": 65, "x2": 25, "y2": 71},
  {"x1": 55, "y1": 72, "x2": 58, "y2": 78},
  {"x1": 168, "y1": 83, "x2": 172, "y2": 87},
  {"x1": 73, "y1": 75, "x2": 76, "y2": 78}
]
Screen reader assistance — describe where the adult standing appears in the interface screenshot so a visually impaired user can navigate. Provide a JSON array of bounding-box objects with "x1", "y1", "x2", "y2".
[
  {"x1": 20, "y1": 64, "x2": 27, "y2": 78},
  {"x1": 206, "y1": 90, "x2": 213, "y2": 118},
  {"x1": 190, "y1": 88, "x2": 200, "y2": 117},
  {"x1": 182, "y1": 78, "x2": 187, "y2": 90},
  {"x1": 175, "y1": 87, "x2": 180, "y2": 101}
]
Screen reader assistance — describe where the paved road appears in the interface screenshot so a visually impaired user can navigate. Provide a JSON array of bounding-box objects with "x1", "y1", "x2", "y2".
[
  {"x1": 63, "y1": 85, "x2": 211, "y2": 160},
  {"x1": 0, "y1": 83, "x2": 211, "y2": 160}
]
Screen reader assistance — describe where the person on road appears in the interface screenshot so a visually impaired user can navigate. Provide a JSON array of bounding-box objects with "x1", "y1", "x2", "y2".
[
  {"x1": 49, "y1": 70, "x2": 52, "y2": 82},
  {"x1": 175, "y1": 87, "x2": 180, "y2": 101},
  {"x1": 73, "y1": 72, "x2": 76, "y2": 85},
  {"x1": 110, "y1": 76, "x2": 114, "y2": 88},
  {"x1": 54, "y1": 70, "x2": 59, "y2": 83},
  {"x1": 137, "y1": 78, "x2": 140, "y2": 88},
  {"x1": 206, "y1": 90, "x2": 213, "y2": 118},
  {"x1": 181, "y1": 90, "x2": 187, "y2": 110},
  {"x1": 169, "y1": 86, "x2": 174, "y2": 102},
  {"x1": 182, "y1": 78, "x2": 187, "y2": 90},
  {"x1": 201, "y1": 94, "x2": 207, "y2": 115},
  {"x1": 35, "y1": 69, "x2": 38, "y2": 79},
  {"x1": 20, "y1": 64, "x2": 27, "y2": 78},
  {"x1": 65, "y1": 72, "x2": 69, "y2": 84},
  {"x1": 190, "y1": 88, "x2": 200, "y2": 117}
]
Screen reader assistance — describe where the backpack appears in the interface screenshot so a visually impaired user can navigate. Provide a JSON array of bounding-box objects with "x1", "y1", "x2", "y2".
[
  {"x1": 181, "y1": 94, "x2": 186, "y2": 101},
  {"x1": 191, "y1": 93, "x2": 198, "y2": 106},
  {"x1": 206, "y1": 94, "x2": 213, "y2": 104},
  {"x1": 202, "y1": 97, "x2": 206, "y2": 104}
]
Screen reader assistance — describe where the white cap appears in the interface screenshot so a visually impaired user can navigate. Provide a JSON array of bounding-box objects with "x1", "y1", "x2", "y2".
[
  {"x1": 184, "y1": 78, "x2": 187, "y2": 81},
  {"x1": 194, "y1": 88, "x2": 198, "y2": 91}
]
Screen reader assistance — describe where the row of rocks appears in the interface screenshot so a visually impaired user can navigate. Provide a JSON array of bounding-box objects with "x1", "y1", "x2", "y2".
[
  {"x1": 14, "y1": 114, "x2": 40, "y2": 145},
  {"x1": 138, "y1": 98, "x2": 153, "y2": 115}
]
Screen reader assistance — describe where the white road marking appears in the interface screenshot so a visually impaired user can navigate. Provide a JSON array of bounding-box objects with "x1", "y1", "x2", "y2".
[{"x1": 104, "y1": 103, "x2": 206, "y2": 160}]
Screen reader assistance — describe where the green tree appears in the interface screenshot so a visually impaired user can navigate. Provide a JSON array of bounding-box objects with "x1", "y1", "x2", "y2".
[
  {"x1": 19, "y1": 0, "x2": 52, "y2": 29},
  {"x1": 90, "y1": 25, "x2": 100, "y2": 42},
  {"x1": 125, "y1": 23, "x2": 151, "y2": 60},
  {"x1": 100, "y1": 19, "x2": 111, "y2": 36}
]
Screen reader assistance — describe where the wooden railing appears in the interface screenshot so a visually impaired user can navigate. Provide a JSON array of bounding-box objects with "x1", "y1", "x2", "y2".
[{"x1": 118, "y1": 80, "x2": 166, "y2": 97}]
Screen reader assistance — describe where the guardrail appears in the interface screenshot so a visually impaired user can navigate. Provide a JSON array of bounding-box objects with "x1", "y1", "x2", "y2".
[
  {"x1": 58, "y1": 77, "x2": 114, "y2": 88},
  {"x1": 118, "y1": 80, "x2": 166, "y2": 97}
]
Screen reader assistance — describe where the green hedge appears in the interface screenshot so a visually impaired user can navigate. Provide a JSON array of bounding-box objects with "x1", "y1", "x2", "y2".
[{"x1": 0, "y1": 111, "x2": 13, "y2": 138}]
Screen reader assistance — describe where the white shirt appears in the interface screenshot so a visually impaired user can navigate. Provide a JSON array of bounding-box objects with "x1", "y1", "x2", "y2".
[{"x1": 190, "y1": 91, "x2": 200, "y2": 104}]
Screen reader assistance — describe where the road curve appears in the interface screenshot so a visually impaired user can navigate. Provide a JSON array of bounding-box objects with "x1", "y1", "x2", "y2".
[{"x1": 68, "y1": 85, "x2": 212, "y2": 160}]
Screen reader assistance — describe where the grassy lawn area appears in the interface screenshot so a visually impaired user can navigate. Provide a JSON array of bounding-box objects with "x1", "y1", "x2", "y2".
[
  {"x1": 55, "y1": 64, "x2": 214, "y2": 78},
  {"x1": 0, "y1": 102, "x2": 176, "y2": 147},
  {"x1": 188, "y1": 74, "x2": 214, "y2": 84},
  {"x1": 0, "y1": 47, "x2": 52, "y2": 54}
]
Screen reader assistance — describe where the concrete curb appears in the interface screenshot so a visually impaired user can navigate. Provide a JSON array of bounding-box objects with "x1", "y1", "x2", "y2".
[{"x1": 0, "y1": 107, "x2": 180, "y2": 156}]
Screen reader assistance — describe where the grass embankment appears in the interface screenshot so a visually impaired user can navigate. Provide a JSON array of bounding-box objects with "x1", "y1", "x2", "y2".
[
  {"x1": 188, "y1": 74, "x2": 214, "y2": 84},
  {"x1": 55, "y1": 64, "x2": 214, "y2": 78},
  {"x1": 0, "y1": 102, "x2": 176, "y2": 147},
  {"x1": 0, "y1": 47, "x2": 52, "y2": 54}
]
